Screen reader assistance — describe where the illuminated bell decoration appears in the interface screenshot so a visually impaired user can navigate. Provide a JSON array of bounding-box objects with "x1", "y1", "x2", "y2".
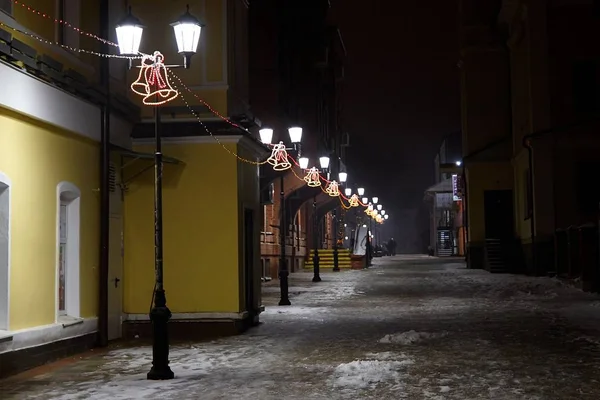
[
  {"x1": 376, "y1": 215, "x2": 383, "y2": 223},
  {"x1": 131, "y1": 51, "x2": 179, "y2": 106},
  {"x1": 349, "y1": 194, "x2": 359, "y2": 207},
  {"x1": 304, "y1": 167, "x2": 322, "y2": 187},
  {"x1": 325, "y1": 180, "x2": 340, "y2": 197},
  {"x1": 267, "y1": 141, "x2": 291, "y2": 171}
]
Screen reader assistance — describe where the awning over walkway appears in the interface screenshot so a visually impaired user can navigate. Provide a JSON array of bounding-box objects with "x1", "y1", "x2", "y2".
[{"x1": 424, "y1": 178, "x2": 452, "y2": 194}]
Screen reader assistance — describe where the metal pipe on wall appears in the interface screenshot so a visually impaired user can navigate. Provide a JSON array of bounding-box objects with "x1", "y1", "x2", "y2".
[{"x1": 97, "y1": 0, "x2": 110, "y2": 348}]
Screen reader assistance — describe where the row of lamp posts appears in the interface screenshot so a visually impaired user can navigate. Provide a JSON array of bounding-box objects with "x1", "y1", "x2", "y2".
[
  {"x1": 258, "y1": 128, "x2": 349, "y2": 303},
  {"x1": 114, "y1": 3, "x2": 390, "y2": 381}
]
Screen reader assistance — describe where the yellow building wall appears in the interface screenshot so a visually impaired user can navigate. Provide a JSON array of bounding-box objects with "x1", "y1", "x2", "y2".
[
  {"x1": 10, "y1": 0, "x2": 101, "y2": 82},
  {"x1": 126, "y1": 0, "x2": 228, "y2": 119},
  {"x1": 466, "y1": 161, "x2": 514, "y2": 242},
  {"x1": 0, "y1": 107, "x2": 99, "y2": 331},
  {"x1": 123, "y1": 142, "x2": 241, "y2": 314}
]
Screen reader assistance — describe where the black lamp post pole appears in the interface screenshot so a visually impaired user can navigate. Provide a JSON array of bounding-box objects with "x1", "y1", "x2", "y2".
[
  {"x1": 332, "y1": 208, "x2": 339, "y2": 271},
  {"x1": 278, "y1": 174, "x2": 291, "y2": 305},
  {"x1": 147, "y1": 101, "x2": 174, "y2": 380},
  {"x1": 368, "y1": 217, "x2": 373, "y2": 267},
  {"x1": 312, "y1": 196, "x2": 321, "y2": 282}
]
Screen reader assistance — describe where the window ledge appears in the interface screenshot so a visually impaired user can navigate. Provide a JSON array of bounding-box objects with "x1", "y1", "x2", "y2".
[
  {"x1": 59, "y1": 316, "x2": 84, "y2": 328},
  {"x1": 0, "y1": 330, "x2": 14, "y2": 343},
  {"x1": 0, "y1": 12, "x2": 94, "y2": 75}
]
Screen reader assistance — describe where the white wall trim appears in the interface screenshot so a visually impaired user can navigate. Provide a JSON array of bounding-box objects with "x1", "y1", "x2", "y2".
[
  {"x1": 0, "y1": 61, "x2": 133, "y2": 148},
  {"x1": 0, "y1": 171, "x2": 10, "y2": 331},
  {"x1": 56, "y1": 182, "x2": 81, "y2": 321},
  {"x1": 0, "y1": 317, "x2": 97, "y2": 355},
  {"x1": 125, "y1": 312, "x2": 248, "y2": 321}
]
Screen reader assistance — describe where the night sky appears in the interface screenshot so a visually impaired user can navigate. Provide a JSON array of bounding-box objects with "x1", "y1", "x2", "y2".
[{"x1": 333, "y1": 0, "x2": 461, "y2": 251}]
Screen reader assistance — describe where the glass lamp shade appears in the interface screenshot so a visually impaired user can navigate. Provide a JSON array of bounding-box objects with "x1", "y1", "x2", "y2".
[
  {"x1": 381, "y1": 210, "x2": 386, "y2": 215},
  {"x1": 298, "y1": 157, "x2": 309, "y2": 169},
  {"x1": 338, "y1": 172, "x2": 348, "y2": 183},
  {"x1": 384, "y1": 215, "x2": 389, "y2": 219},
  {"x1": 288, "y1": 127, "x2": 302, "y2": 143},
  {"x1": 377, "y1": 204, "x2": 383, "y2": 210},
  {"x1": 372, "y1": 197, "x2": 379, "y2": 204},
  {"x1": 344, "y1": 188, "x2": 352, "y2": 196},
  {"x1": 319, "y1": 156, "x2": 330, "y2": 169},
  {"x1": 171, "y1": 6, "x2": 204, "y2": 55},
  {"x1": 115, "y1": 7, "x2": 144, "y2": 55},
  {"x1": 259, "y1": 128, "x2": 273, "y2": 144},
  {"x1": 357, "y1": 187, "x2": 365, "y2": 196},
  {"x1": 362, "y1": 197, "x2": 368, "y2": 204}
]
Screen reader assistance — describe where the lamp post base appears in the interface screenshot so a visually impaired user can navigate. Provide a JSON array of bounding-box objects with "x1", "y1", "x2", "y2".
[
  {"x1": 312, "y1": 275, "x2": 322, "y2": 282},
  {"x1": 147, "y1": 290, "x2": 174, "y2": 380},
  {"x1": 278, "y1": 269, "x2": 291, "y2": 306}
]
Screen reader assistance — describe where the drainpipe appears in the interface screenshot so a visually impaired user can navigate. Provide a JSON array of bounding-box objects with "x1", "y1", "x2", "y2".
[
  {"x1": 523, "y1": 137, "x2": 536, "y2": 274},
  {"x1": 461, "y1": 164, "x2": 469, "y2": 261},
  {"x1": 97, "y1": 0, "x2": 110, "y2": 347}
]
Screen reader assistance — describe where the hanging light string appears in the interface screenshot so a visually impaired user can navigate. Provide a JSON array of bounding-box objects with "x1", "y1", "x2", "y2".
[
  {"x1": 168, "y1": 70, "x2": 251, "y2": 134},
  {"x1": 0, "y1": 22, "x2": 141, "y2": 59},
  {"x1": 11, "y1": 0, "x2": 119, "y2": 47},
  {"x1": 167, "y1": 71, "x2": 268, "y2": 166},
  {"x1": 1, "y1": 7, "x2": 371, "y2": 210}
]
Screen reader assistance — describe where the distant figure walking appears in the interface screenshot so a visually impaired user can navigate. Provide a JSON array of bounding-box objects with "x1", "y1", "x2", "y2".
[{"x1": 387, "y1": 238, "x2": 397, "y2": 256}]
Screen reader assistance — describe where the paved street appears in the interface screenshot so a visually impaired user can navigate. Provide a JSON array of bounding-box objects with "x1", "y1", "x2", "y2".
[{"x1": 3, "y1": 256, "x2": 600, "y2": 399}]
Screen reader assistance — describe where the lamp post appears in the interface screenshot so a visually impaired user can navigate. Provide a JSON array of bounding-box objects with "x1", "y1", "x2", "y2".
[
  {"x1": 332, "y1": 171, "x2": 347, "y2": 272},
  {"x1": 311, "y1": 156, "x2": 330, "y2": 282},
  {"x1": 376, "y1": 204, "x2": 383, "y2": 248},
  {"x1": 369, "y1": 197, "x2": 378, "y2": 266},
  {"x1": 116, "y1": 5, "x2": 203, "y2": 381},
  {"x1": 259, "y1": 127, "x2": 302, "y2": 306}
]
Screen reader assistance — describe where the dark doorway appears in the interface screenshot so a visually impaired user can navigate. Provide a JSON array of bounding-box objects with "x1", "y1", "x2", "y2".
[
  {"x1": 484, "y1": 190, "x2": 514, "y2": 239},
  {"x1": 244, "y1": 208, "x2": 257, "y2": 325}
]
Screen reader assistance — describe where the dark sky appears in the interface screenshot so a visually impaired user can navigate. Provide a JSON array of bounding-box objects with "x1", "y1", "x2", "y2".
[{"x1": 333, "y1": 0, "x2": 461, "y2": 249}]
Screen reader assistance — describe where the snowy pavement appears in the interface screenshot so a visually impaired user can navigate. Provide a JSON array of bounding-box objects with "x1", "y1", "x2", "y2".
[{"x1": 4, "y1": 256, "x2": 600, "y2": 399}]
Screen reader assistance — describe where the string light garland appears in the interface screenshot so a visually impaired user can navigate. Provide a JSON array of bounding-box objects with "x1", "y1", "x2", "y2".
[
  {"x1": 303, "y1": 167, "x2": 322, "y2": 187},
  {"x1": 0, "y1": 22, "x2": 140, "y2": 60},
  {"x1": 6, "y1": 6, "x2": 370, "y2": 210},
  {"x1": 266, "y1": 142, "x2": 292, "y2": 171},
  {"x1": 168, "y1": 70, "x2": 250, "y2": 134},
  {"x1": 131, "y1": 52, "x2": 179, "y2": 106},
  {"x1": 11, "y1": 0, "x2": 119, "y2": 47},
  {"x1": 168, "y1": 73, "x2": 268, "y2": 166}
]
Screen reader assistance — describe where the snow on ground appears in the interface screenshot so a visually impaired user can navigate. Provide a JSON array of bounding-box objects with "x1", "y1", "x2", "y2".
[
  {"x1": 379, "y1": 330, "x2": 448, "y2": 345},
  {"x1": 4, "y1": 256, "x2": 600, "y2": 399}
]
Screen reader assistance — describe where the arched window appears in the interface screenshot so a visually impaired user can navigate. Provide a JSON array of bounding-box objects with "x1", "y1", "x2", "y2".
[
  {"x1": 56, "y1": 182, "x2": 81, "y2": 319},
  {"x1": 0, "y1": 171, "x2": 10, "y2": 330}
]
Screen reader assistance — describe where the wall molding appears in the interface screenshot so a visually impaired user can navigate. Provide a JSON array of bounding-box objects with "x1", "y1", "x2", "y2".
[
  {"x1": 0, "y1": 60, "x2": 133, "y2": 148},
  {"x1": 125, "y1": 312, "x2": 249, "y2": 321},
  {"x1": 0, "y1": 317, "x2": 97, "y2": 355}
]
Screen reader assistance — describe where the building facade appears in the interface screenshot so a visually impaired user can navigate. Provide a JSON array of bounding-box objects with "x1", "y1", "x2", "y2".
[
  {"x1": 250, "y1": 0, "x2": 348, "y2": 277},
  {"x1": 460, "y1": 0, "x2": 600, "y2": 279},
  {"x1": 0, "y1": 0, "x2": 265, "y2": 376},
  {"x1": 0, "y1": 0, "x2": 136, "y2": 376}
]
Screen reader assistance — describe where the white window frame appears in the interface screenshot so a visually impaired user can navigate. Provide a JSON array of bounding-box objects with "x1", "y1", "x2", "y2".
[
  {"x1": 0, "y1": 171, "x2": 11, "y2": 331},
  {"x1": 56, "y1": 182, "x2": 81, "y2": 320}
]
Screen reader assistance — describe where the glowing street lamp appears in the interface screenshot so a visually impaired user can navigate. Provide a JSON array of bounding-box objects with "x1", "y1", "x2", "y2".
[
  {"x1": 298, "y1": 157, "x2": 309, "y2": 170},
  {"x1": 372, "y1": 197, "x2": 379, "y2": 204},
  {"x1": 338, "y1": 172, "x2": 348, "y2": 183},
  {"x1": 357, "y1": 187, "x2": 365, "y2": 196},
  {"x1": 344, "y1": 188, "x2": 352, "y2": 196},
  {"x1": 377, "y1": 204, "x2": 382, "y2": 211}
]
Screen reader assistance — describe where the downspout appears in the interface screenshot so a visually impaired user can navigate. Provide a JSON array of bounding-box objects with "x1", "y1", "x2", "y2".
[
  {"x1": 462, "y1": 164, "x2": 468, "y2": 261},
  {"x1": 523, "y1": 137, "x2": 536, "y2": 274},
  {"x1": 97, "y1": 0, "x2": 110, "y2": 347}
]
